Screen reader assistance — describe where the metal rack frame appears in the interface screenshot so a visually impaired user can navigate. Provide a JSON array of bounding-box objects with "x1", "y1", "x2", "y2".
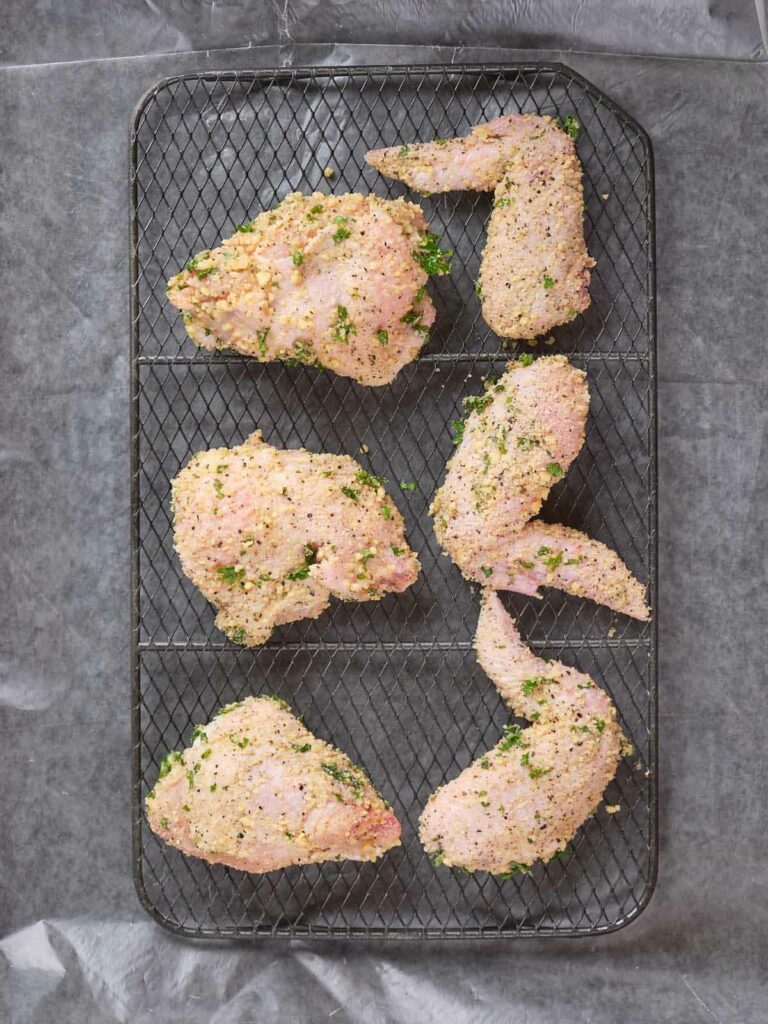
[{"x1": 130, "y1": 63, "x2": 657, "y2": 939}]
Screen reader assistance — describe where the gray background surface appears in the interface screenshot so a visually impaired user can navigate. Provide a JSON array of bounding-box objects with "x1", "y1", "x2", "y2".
[{"x1": 1, "y1": 2, "x2": 767, "y2": 1021}]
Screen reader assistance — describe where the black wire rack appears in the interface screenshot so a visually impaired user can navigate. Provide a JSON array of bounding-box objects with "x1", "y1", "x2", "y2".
[{"x1": 130, "y1": 63, "x2": 658, "y2": 939}]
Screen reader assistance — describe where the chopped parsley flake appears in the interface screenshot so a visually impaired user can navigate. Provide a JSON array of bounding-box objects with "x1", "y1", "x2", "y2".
[
  {"x1": 498, "y1": 723, "x2": 525, "y2": 751},
  {"x1": 257, "y1": 327, "x2": 269, "y2": 357},
  {"x1": 429, "y1": 848, "x2": 445, "y2": 867},
  {"x1": 217, "y1": 565, "x2": 245, "y2": 586},
  {"x1": 331, "y1": 217, "x2": 351, "y2": 244},
  {"x1": 494, "y1": 197, "x2": 512, "y2": 208},
  {"x1": 595, "y1": 718, "x2": 606, "y2": 734},
  {"x1": 341, "y1": 486, "x2": 359, "y2": 502},
  {"x1": 376, "y1": 329, "x2": 389, "y2": 346},
  {"x1": 519, "y1": 353, "x2": 534, "y2": 367},
  {"x1": 158, "y1": 750, "x2": 183, "y2": 779},
  {"x1": 191, "y1": 725, "x2": 208, "y2": 744},
  {"x1": 292, "y1": 742, "x2": 312, "y2": 753},
  {"x1": 398, "y1": 144, "x2": 410, "y2": 156},
  {"x1": 500, "y1": 861, "x2": 532, "y2": 878},
  {"x1": 546, "y1": 462, "x2": 564, "y2": 478},
  {"x1": 561, "y1": 115, "x2": 580, "y2": 140},
  {"x1": 356, "y1": 470, "x2": 385, "y2": 489},
  {"x1": 332, "y1": 305, "x2": 356, "y2": 344},
  {"x1": 413, "y1": 232, "x2": 452, "y2": 276},
  {"x1": 391, "y1": 544, "x2": 404, "y2": 556},
  {"x1": 291, "y1": 250, "x2": 304, "y2": 267},
  {"x1": 480, "y1": 565, "x2": 493, "y2": 578},
  {"x1": 321, "y1": 761, "x2": 364, "y2": 796},
  {"x1": 543, "y1": 275, "x2": 555, "y2": 289},
  {"x1": 287, "y1": 565, "x2": 310, "y2": 581},
  {"x1": 235, "y1": 222, "x2": 254, "y2": 233},
  {"x1": 450, "y1": 418, "x2": 465, "y2": 445},
  {"x1": 462, "y1": 393, "x2": 493, "y2": 416},
  {"x1": 399, "y1": 481, "x2": 417, "y2": 491},
  {"x1": 380, "y1": 505, "x2": 392, "y2": 520}
]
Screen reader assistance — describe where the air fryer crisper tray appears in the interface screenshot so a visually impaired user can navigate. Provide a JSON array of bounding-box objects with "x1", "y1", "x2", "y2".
[{"x1": 130, "y1": 63, "x2": 657, "y2": 939}]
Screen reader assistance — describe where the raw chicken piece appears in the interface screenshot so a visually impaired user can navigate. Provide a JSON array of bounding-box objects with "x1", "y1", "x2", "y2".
[
  {"x1": 480, "y1": 521, "x2": 650, "y2": 622},
  {"x1": 146, "y1": 696, "x2": 401, "y2": 872},
  {"x1": 172, "y1": 431, "x2": 420, "y2": 646},
  {"x1": 419, "y1": 591, "x2": 624, "y2": 873},
  {"x1": 432, "y1": 354, "x2": 589, "y2": 541},
  {"x1": 430, "y1": 355, "x2": 649, "y2": 621},
  {"x1": 166, "y1": 191, "x2": 449, "y2": 386},
  {"x1": 367, "y1": 115, "x2": 594, "y2": 339}
]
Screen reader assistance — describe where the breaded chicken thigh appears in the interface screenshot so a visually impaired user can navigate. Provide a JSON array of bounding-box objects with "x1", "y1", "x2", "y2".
[
  {"x1": 167, "y1": 192, "x2": 449, "y2": 386},
  {"x1": 431, "y1": 356, "x2": 648, "y2": 620},
  {"x1": 172, "y1": 431, "x2": 420, "y2": 645},
  {"x1": 147, "y1": 696, "x2": 401, "y2": 873},
  {"x1": 419, "y1": 592, "x2": 624, "y2": 873},
  {"x1": 367, "y1": 115, "x2": 594, "y2": 339}
]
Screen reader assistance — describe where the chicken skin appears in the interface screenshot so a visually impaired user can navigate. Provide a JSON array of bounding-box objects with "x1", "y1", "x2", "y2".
[
  {"x1": 419, "y1": 592, "x2": 624, "y2": 873},
  {"x1": 166, "y1": 191, "x2": 449, "y2": 386},
  {"x1": 172, "y1": 431, "x2": 420, "y2": 646},
  {"x1": 146, "y1": 696, "x2": 401, "y2": 873},
  {"x1": 431, "y1": 356, "x2": 649, "y2": 620},
  {"x1": 367, "y1": 115, "x2": 594, "y2": 339}
]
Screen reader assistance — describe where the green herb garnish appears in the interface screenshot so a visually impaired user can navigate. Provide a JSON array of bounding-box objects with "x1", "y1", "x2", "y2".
[
  {"x1": 413, "y1": 231, "x2": 452, "y2": 276},
  {"x1": 332, "y1": 305, "x2": 356, "y2": 344},
  {"x1": 375, "y1": 329, "x2": 389, "y2": 346},
  {"x1": 356, "y1": 470, "x2": 385, "y2": 489},
  {"x1": 321, "y1": 761, "x2": 364, "y2": 796},
  {"x1": 287, "y1": 565, "x2": 310, "y2": 580},
  {"x1": 450, "y1": 419, "x2": 465, "y2": 445},
  {"x1": 217, "y1": 565, "x2": 245, "y2": 586},
  {"x1": 157, "y1": 750, "x2": 183, "y2": 779},
  {"x1": 341, "y1": 486, "x2": 359, "y2": 502},
  {"x1": 498, "y1": 723, "x2": 525, "y2": 751},
  {"x1": 561, "y1": 115, "x2": 580, "y2": 140}
]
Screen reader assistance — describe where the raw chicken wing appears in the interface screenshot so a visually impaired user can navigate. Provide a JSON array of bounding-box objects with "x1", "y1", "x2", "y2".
[
  {"x1": 430, "y1": 355, "x2": 649, "y2": 620},
  {"x1": 367, "y1": 115, "x2": 594, "y2": 338},
  {"x1": 419, "y1": 591, "x2": 624, "y2": 873}
]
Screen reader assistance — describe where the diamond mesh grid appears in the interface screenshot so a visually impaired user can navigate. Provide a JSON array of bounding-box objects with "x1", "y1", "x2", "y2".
[{"x1": 130, "y1": 64, "x2": 658, "y2": 939}]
